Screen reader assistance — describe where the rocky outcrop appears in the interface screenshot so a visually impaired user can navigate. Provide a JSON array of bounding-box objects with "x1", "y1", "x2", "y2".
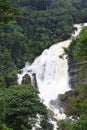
[
  {"x1": 68, "y1": 59, "x2": 77, "y2": 88},
  {"x1": 58, "y1": 89, "x2": 80, "y2": 116},
  {"x1": 22, "y1": 74, "x2": 31, "y2": 84},
  {"x1": 68, "y1": 58, "x2": 87, "y2": 88},
  {"x1": 57, "y1": 58, "x2": 87, "y2": 116},
  {"x1": 68, "y1": 59, "x2": 78, "y2": 88},
  {"x1": 22, "y1": 73, "x2": 38, "y2": 88},
  {"x1": 32, "y1": 73, "x2": 38, "y2": 88},
  {"x1": 57, "y1": 58, "x2": 87, "y2": 117}
]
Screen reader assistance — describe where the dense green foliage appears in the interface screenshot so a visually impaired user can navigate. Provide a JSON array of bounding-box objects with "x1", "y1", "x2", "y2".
[
  {"x1": 66, "y1": 26, "x2": 87, "y2": 84},
  {"x1": 66, "y1": 26, "x2": 87, "y2": 60},
  {"x1": 0, "y1": 0, "x2": 22, "y2": 24},
  {"x1": 0, "y1": 84, "x2": 53, "y2": 130},
  {"x1": 58, "y1": 86, "x2": 87, "y2": 130},
  {"x1": 58, "y1": 27, "x2": 87, "y2": 130},
  {"x1": 1, "y1": 0, "x2": 87, "y2": 87},
  {"x1": 0, "y1": 0, "x2": 87, "y2": 129}
]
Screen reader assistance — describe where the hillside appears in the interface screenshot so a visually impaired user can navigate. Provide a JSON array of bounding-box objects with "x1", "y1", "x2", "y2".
[
  {"x1": 0, "y1": 0, "x2": 87, "y2": 130},
  {"x1": 58, "y1": 26, "x2": 87, "y2": 130}
]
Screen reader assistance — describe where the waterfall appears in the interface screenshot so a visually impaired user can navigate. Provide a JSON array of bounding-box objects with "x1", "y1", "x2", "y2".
[{"x1": 17, "y1": 23, "x2": 87, "y2": 129}]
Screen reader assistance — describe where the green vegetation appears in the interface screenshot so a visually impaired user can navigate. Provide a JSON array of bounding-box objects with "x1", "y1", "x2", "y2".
[
  {"x1": 58, "y1": 86, "x2": 87, "y2": 130},
  {"x1": 0, "y1": 0, "x2": 22, "y2": 24},
  {"x1": 58, "y1": 27, "x2": 87, "y2": 130},
  {"x1": 1, "y1": 0, "x2": 87, "y2": 83},
  {"x1": 0, "y1": 84, "x2": 53, "y2": 130},
  {"x1": 0, "y1": 0, "x2": 87, "y2": 129},
  {"x1": 66, "y1": 26, "x2": 87, "y2": 84},
  {"x1": 66, "y1": 26, "x2": 87, "y2": 60}
]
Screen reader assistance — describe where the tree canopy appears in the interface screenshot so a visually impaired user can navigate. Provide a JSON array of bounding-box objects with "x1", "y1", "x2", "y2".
[
  {"x1": 0, "y1": 0, "x2": 22, "y2": 24},
  {"x1": 0, "y1": 84, "x2": 53, "y2": 130},
  {"x1": 0, "y1": 0, "x2": 87, "y2": 129}
]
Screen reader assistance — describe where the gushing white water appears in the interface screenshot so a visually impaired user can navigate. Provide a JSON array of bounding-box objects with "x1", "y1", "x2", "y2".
[{"x1": 17, "y1": 23, "x2": 87, "y2": 129}]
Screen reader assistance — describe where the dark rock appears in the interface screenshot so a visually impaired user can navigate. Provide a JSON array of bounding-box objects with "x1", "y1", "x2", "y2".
[
  {"x1": 32, "y1": 73, "x2": 38, "y2": 88},
  {"x1": 68, "y1": 58, "x2": 87, "y2": 88},
  {"x1": 22, "y1": 73, "x2": 38, "y2": 88},
  {"x1": 47, "y1": 109, "x2": 54, "y2": 119},
  {"x1": 22, "y1": 74, "x2": 31, "y2": 84},
  {"x1": 58, "y1": 58, "x2": 87, "y2": 117},
  {"x1": 58, "y1": 94, "x2": 68, "y2": 101}
]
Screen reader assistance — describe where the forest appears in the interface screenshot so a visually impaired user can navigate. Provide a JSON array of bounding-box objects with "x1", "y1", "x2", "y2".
[{"x1": 0, "y1": 0, "x2": 87, "y2": 129}]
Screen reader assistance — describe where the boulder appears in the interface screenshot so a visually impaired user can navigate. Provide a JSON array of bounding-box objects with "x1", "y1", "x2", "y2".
[{"x1": 22, "y1": 74, "x2": 31, "y2": 84}]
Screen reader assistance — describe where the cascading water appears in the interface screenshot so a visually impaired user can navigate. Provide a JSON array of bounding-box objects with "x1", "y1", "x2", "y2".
[{"x1": 17, "y1": 23, "x2": 87, "y2": 129}]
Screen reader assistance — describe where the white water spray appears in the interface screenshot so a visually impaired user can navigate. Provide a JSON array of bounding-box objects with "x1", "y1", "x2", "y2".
[{"x1": 17, "y1": 23, "x2": 87, "y2": 129}]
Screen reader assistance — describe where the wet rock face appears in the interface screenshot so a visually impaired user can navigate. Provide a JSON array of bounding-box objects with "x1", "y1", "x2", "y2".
[
  {"x1": 68, "y1": 59, "x2": 78, "y2": 88},
  {"x1": 32, "y1": 73, "x2": 38, "y2": 88},
  {"x1": 68, "y1": 58, "x2": 87, "y2": 88},
  {"x1": 58, "y1": 90, "x2": 79, "y2": 115},
  {"x1": 22, "y1": 74, "x2": 31, "y2": 84},
  {"x1": 22, "y1": 73, "x2": 38, "y2": 87},
  {"x1": 58, "y1": 59, "x2": 87, "y2": 118}
]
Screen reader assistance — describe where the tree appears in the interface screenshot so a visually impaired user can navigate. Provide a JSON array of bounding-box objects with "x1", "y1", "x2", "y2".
[
  {"x1": 0, "y1": 0, "x2": 22, "y2": 24},
  {"x1": 0, "y1": 84, "x2": 53, "y2": 130}
]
